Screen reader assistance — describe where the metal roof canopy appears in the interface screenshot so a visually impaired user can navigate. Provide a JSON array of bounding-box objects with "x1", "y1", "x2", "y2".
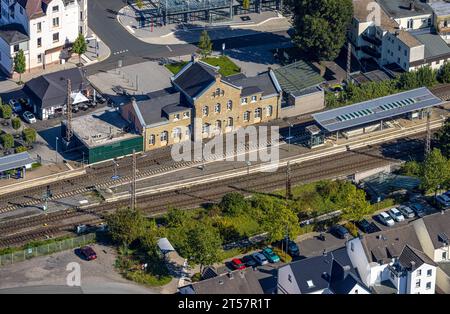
[
  {"x1": 0, "y1": 152, "x2": 35, "y2": 173},
  {"x1": 157, "y1": 237, "x2": 175, "y2": 253},
  {"x1": 274, "y1": 60, "x2": 324, "y2": 95},
  {"x1": 312, "y1": 87, "x2": 442, "y2": 133}
]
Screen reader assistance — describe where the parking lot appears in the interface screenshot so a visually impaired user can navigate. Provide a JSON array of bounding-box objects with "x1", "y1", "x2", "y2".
[{"x1": 0, "y1": 244, "x2": 162, "y2": 294}]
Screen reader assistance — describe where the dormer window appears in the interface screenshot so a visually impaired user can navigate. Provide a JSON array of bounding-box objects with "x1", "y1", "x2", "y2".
[
  {"x1": 241, "y1": 97, "x2": 248, "y2": 105},
  {"x1": 306, "y1": 280, "x2": 315, "y2": 288},
  {"x1": 183, "y1": 111, "x2": 190, "y2": 119},
  {"x1": 251, "y1": 95, "x2": 257, "y2": 102},
  {"x1": 173, "y1": 113, "x2": 180, "y2": 121}
]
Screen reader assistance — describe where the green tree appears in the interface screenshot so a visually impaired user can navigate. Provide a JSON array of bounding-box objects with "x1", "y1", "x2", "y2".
[
  {"x1": 436, "y1": 118, "x2": 450, "y2": 158},
  {"x1": 22, "y1": 128, "x2": 36, "y2": 145},
  {"x1": 1, "y1": 133, "x2": 14, "y2": 149},
  {"x1": 401, "y1": 160, "x2": 422, "y2": 177},
  {"x1": 421, "y1": 148, "x2": 450, "y2": 197},
  {"x1": 198, "y1": 30, "x2": 212, "y2": 58},
  {"x1": 291, "y1": 0, "x2": 353, "y2": 61},
  {"x1": 135, "y1": 0, "x2": 144, "y2": 9},
  {"x1": 11, "y1": 117, "x2": 21, "y2": 130},
  {"x1": 242, "y1": 0, "x2": 250, "y2": 10},
  {"x1": 165, "y1": 207, "x2": 188, "y2": 228},
  {"x1": 438, "y1": 61, "x2": 450, "y2": 83},
  {"x1": 0, "y1": 104, "x2": 12, "y2": 119},
  {"x1": 339, "y1": 185, "x2": 373, "y2": 222},
  {"x1": 72, "y1": 33, "x2": 87, "y2": 65},
  {"x1": 259, "y1": 200, "x2": 301, "y2": 243},
  {"x1": 105, "y1": 207, "x2": 147, "y2": 246},
  {"x1": 219, "y1": 192, "x2": 250, "y2": 216},
  {"x1": 183, "y1": 223, "x2": 222, "y2": 273},
  {"x1": 14, "y1": 49, "x2": 26, "y2": 84}
]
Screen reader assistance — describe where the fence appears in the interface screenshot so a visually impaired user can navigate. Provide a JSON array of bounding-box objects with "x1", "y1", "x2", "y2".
[{"x1": 0, "y1": 233, "x2": 96, "y2": 267}]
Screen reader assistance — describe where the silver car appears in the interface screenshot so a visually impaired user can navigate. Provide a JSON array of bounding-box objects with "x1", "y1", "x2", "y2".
[
  {"x1": 398, "y1": 205, "x2": 415, "y2": 219},
  {"x1": 252, "y1": 252, "x2": 268, "y2": 266}
]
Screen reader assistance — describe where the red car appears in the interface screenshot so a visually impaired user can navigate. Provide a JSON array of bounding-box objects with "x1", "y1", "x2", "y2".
[
  {"x1": 231, "y1": 258, "x2": 246, "y2": 270},
  {"x1": 79, "y1": 246, "x2": 97, "y2": 261}
]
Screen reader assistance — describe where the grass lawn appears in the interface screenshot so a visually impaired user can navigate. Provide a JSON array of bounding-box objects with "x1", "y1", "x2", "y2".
[{"x1": 164, "y1": 56, "x2": 241, "y2": 77}]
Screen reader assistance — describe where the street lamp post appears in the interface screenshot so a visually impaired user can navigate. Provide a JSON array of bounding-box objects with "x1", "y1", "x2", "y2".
[
  {"x1": 288, "y1": 123, "x2": 293, "y2": 152},
  {"x1": 246, "y1": 161, "x2": 251, "y2": 175},
  {"x1": 55, "y1": 137, "x2": 58, "y2": 164}
]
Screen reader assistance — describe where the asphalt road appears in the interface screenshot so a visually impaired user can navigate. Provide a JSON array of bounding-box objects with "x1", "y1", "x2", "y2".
[{"x1": 87, "y1": 0, "x2": 290, "y2": 74}]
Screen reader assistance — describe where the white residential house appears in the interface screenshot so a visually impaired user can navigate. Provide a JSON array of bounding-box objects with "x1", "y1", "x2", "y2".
[
  {"x1": 412, "y1": 210, "x2": 450, "y2": 293},
  {"x1": 346, "y1": 224, "x2": 437, "y2": 294},
  {"x1": 0, "y1": 0, "x2": 88, "y2": 76},
  {"x1": 351, "y1": 0, "x2": 450, "y2": 73}
]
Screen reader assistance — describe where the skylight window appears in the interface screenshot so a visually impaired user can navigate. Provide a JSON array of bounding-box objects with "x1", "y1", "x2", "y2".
[{"x1": 307, "y1": 280, "x2": 315, "y2": 288}]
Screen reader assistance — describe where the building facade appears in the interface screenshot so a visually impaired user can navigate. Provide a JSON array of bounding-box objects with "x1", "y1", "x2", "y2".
[
  {"x1": 121, "y1": 60, "x2": 282, "y2": 151},
  {"x1": 0, "y1": 0, "x2": 88, "y2": 76}
]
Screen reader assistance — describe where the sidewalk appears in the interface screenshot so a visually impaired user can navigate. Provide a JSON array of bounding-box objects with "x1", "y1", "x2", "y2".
[
  {"x1": 118, "y1": 6, "x2": 292, "y2": 45},
  {"x1": 82, "y1": 28, "x2": 112, "y2": 65}
]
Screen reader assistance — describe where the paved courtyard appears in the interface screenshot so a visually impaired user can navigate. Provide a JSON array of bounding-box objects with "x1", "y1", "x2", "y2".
[{"x1": 0, "y1": 244, "x2": 164, "y2": 294}]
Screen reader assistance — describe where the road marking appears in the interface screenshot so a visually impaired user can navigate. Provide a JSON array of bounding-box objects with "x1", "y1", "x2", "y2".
[{"x1": 166, "y1": 45, "x2": 173, "y2": 52}]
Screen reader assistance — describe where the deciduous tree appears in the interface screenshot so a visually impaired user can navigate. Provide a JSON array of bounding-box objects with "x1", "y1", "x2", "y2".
[
  {"x1": 198, "y1": 30, "x2": 212, "y2": 58},
  {"x1": 14, "y1": 49, "x2": 26, "y2": 84},
  {"x1": 105, "y1": 207, "x2": 146, "y2": 246},
  {"x1": 290, "y1": 0, "x2": 353, "y2": 61},
  {"x1": 72, "y1": 33, "x2": 87, "y2": 66},
  {"x1": 421, "y1": 148, "x2": 450, "y2": 196}
]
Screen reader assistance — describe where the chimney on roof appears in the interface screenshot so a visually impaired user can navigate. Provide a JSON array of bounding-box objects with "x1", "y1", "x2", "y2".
[
  {"x1": 409, "y1": 0, "x2": 415, "y2": 11},
  {"x1": 410, "y1": 261, "x2": 416, "y2": 269}
]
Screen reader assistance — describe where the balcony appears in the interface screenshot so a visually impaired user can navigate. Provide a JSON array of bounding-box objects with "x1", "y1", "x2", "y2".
[
  {"x1": 362, "y1": 33, "x2": 382, "y2": 46},
  {"x1": 361, "y1": 46, "x2": 381, "y2": 59}
]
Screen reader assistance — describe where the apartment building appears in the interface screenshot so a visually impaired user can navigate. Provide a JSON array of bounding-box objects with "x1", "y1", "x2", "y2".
[
  {"x1": 351, "y1": 0, "x2": 450, "y2": 73},
  {"x1": 428, "y1": 0, "x2": 450, "y2": 43},
  {"x1": 0, "y1": 0, "x2": 88, "y2": 76},
  {"x1": 121, "y1": 60, "x2": 282, "y2": 151},
  {"x1": 346, "y1": 225, "x2": 437, "y2": 294}
]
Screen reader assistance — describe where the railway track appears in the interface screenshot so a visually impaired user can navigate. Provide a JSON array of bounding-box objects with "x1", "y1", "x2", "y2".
[{"x1": 0, "y1": 135, "x2": 424, "y2": 247}]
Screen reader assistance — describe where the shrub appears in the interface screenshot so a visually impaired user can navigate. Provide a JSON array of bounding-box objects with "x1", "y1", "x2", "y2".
[
  {"x1": 191, "y1": 272, "x2": 202, "y2": 282},
  {"x1": 1, "y1": 133, "x2": 14, "y2": 149},
  {"x1": 344, "y1": 222, "x2": 359, "y2": 238},
  {"x1": 11, "y1": 117, "x2": 21, "y2": 130},
  {"x1": 15, "y1": 146, "x2": 27, "y2": 153},
  {"x1": 0, "y1": 104, "x2": 12, "y2": 119},
  {"x1": 22, "y1": 128, "x2": 37, "y2": 145},
  {"x1": 273, "y1": 247, "x2": 292, "y2": 263},
  {"x1": 219, "y1": 192, "x2": 250, "y2": 216}
]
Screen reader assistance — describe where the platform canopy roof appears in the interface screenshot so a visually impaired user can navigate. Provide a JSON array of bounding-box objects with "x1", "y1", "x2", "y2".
[
  {"x1": 312, "y1": 87, "x2": 442, "y2": 133},
  {"x1": 0, "y1": 152, "x2": 35, "y2": 173}
]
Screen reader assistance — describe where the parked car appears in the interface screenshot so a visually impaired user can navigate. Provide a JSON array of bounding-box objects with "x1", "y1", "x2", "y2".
[
  {"x1": 95, "y1": 93, "x2": 106, "y2": 104},
  {"x1": 8, "y1": 99, "x2": 22, "y2": 113},
  {"x1": 397, "y1": 205, "x2": 415, "y2": 219},
  {"x1": 388, "y1": 207, "x2": 405, "y2": 222},
  {"x1": 356, "y1": 219, "x2": 379, "y2": 233},
  {"x1": 230, "y1": 258, "x2": 246, "y2": 270},
  {"x1": 79, "y1": 246, "x2": 97, "y2": 261},
  {"x1": 252, "y1": 252, "x2": 268, "y2": 266},
  {"x1": 262, "y1": 247, "x2": 280, "y2": 263},
  {"x1": 18, "y1": 97, "x2": 31, "y2": 109},
  {"x1": 71, "y1": 105, "x2": 79, "y2": 113},
  {"x1": 436, "y1": 194, "x2": 450, "y2": 210},
  {"x1": 331, "y1": 225, "x2": 350, "y2": 239},
  {"x1": 410, "y1": 203, "x2": 426, "y2": 217},
  {"x1": 379, "y1": 211, "x2": 395, "y2": 226},
  {"x1": 274, "y1": 237, "x2": 300, "y2": 256},
  {"x1": 79, "y1": 103, "x2": 89, "y2": 111},
  {"x1": 87, "y1": 101, "x2": 97, "y2": 108},
  {"x1": 242, "y1": 255, "x2": 257, "y2": 268},
  {"x1": 22, "y1": 111, "x2": 36, "y2": 124}
]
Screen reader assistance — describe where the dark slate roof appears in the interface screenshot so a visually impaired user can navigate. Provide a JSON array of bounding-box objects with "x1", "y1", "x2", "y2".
[
  {"x1": 224, "y1": 71, "x2": 279, "y2": 97},
  {"x1": 378, "y1": 0, "x2": 433, "y2": 18},
  {"x1": 312, "y1": 87, "x2": 442, "y2": 132},
  {"x1": 0, "y1": 24, "x2": 29, "y2": 45},
  {"x1": 179, "y1": 268, "x2": 264, "y2": 294},
  {"x1": 286, "y1": 247, "x2": 357, "y2": 293},
  {"x1": 24, "y1": 68, "x2": 86, "y2": 109},
  {"x1": 398, "y1": 244, "x2": 437, "y2": 270},
  {"x1": 360, "y1": 224, "x2": 423, "y2": 264},
  {"x1": 421, "y1": 210, "x2": 450, "y2": 249},
  {"x1": 329, "y1": 259, "x2": 366, "y2": 294},
  {"x1": 134, "y1": 91, "x2": 191, "y2": 127},
  {"x1": 274, "y1": 60, "x2": 324, "y2": 94},
  {"x1": 0, "y1": 152, "x2": 35, "y2": 172},
  {"x1": 173, "y1": 61, "x2": 218, "y2": 99}
]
